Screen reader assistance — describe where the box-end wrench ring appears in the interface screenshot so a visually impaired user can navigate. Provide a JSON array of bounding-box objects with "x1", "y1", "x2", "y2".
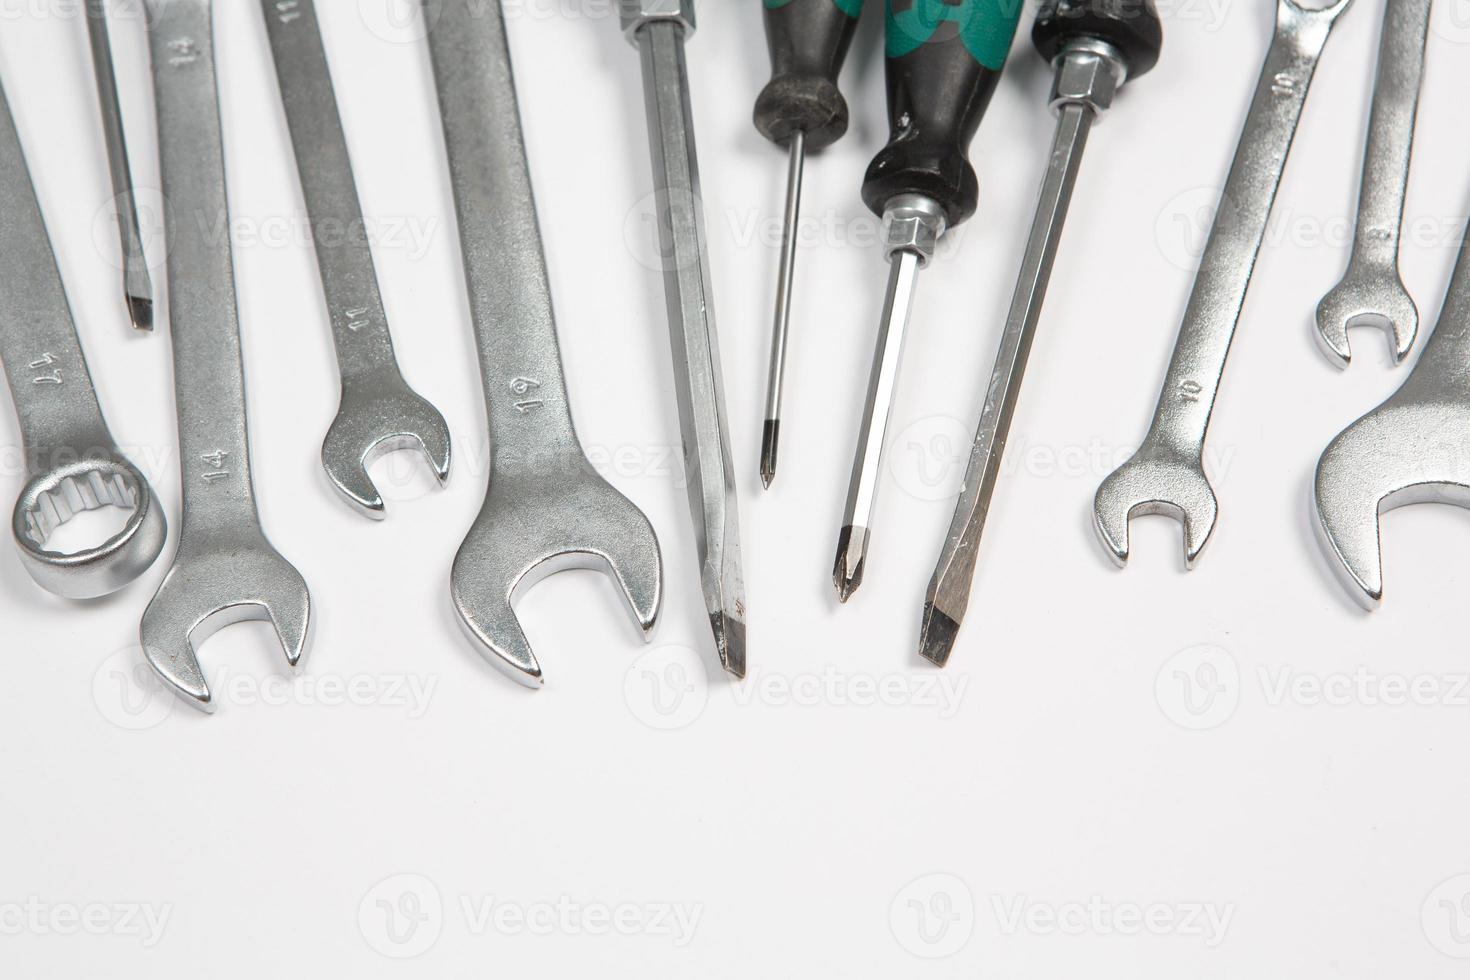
[
  {"x1": 0, "y1": 77, "x2": 164, "y2": 598},
  {"x1": 1094, "y1": 0, "x2": 1355, "y2": 568}
]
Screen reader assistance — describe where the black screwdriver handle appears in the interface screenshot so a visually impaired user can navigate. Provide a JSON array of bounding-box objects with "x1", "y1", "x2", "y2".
[
  {"x1": 1031, "y1": 0, "x2": 1163, "y2": 79},
  {"x1": 861, "y1": 0, "x2": 1022, "y2": 227},
  {"x1": 756, "y1": 0, "x2": 868, "y2": 151}
]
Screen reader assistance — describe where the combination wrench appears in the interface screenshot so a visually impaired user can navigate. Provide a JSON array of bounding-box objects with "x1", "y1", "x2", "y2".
[
  {"x1": 1315, "y1": 206, "x2": 1470, "y2": 609},
  {"x1": 261, "y1": 0, "x2": 451, "y2": 518},
  {"x1": 140, "y1": 0, "x2": 312, "y2": 712},
  {"x1": 0, "y1": 77, "x2": 164, "y2": 598},
  {"x1": 1314, "y1": 0, "x2": 1431, "y2": 367},
  {"x1": 425, "y1": 0, "x2": 662, "y2": 685},
  {"x1": 1094, "y1": 0, "x2": 1354, "y2": 568}
]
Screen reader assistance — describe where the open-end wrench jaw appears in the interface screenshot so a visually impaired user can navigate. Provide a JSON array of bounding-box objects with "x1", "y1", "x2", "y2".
[
  {"x1": 320, "y1": 375, "x2": 451, "y2": 519},
  {"x1": 1314, "y1": 397, "x2": 1470, "y2": 609},
  {"x1": 1093, "y1": 439, "x2": 1218, "y2": 569},
  {"x1": 1315, "y1": 265, "x2": 1419, "y2": 368},
  {"x1": 140, "y1": 535, "x2": 312, "y2": 712},
  {"x1": 449, "y1": 461, "x2": 662, "y2": 687}
]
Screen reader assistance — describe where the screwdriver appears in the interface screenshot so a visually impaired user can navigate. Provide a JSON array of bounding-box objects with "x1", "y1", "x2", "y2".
[
  {"x1": 920, "y1": 0, "x2": 1162, "y2": 665},
  {"x1": 756, "y1": 0, "x2": 867, "y2": 489},
  {"x1": 833, "y1": 0, "x2": 1022, "y2": 602},
  {"x1": 621, "y1": 0, "x2": 748, "y2": 678},
  {"x1": 84, "y1": 0, "x2": 153, "y2": 331}
]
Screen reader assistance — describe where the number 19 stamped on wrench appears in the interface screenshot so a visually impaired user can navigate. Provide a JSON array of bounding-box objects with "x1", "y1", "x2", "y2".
[
  {"x1": 1094, "y1": 0, "x2": 1354, "y2": 567},
  {"x1": 140, "y1": 0, "x2": 312, "y2": 712}
]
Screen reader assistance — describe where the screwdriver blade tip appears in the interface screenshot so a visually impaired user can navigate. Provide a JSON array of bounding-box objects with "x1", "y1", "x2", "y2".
[
  {"x1": 918, "y1": 602, "x2": 961, "y2": 668},
  {"x1": 127, "y1": 293, "x2": 153, "y2": 332},
  {"x1": 711, "y1": 609, "x2": 747, "y2": 679},
  {"x1": 760, "y1": 420, "x2": 779, "y2": 490},
  {"x1": 833, "y1": 525, "x2": 868, "y2": 603}
]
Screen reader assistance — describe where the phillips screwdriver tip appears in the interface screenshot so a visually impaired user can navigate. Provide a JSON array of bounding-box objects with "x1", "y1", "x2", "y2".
[
  {"x1": 918, "y1": 602, "x2": 961, "y2": 667},
  {"x1": 127, "y1": 293, "x2": 153, "y2": 332},
  {"x1": 832, "y1": 524, "x2": 867, "y2": 602},
  {"x1": 760, "y1": 420, "x2": 779, "y2": 490}
]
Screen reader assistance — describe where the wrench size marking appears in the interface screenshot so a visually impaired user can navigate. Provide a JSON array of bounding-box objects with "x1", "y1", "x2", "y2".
[
  {"x1": 199, "y1": 449, "x2": 230, "y2": 483},
  {"x1": 1270, "y1": 72, "x2": 1297, "y2": 97},
  {"x1": 28, "y1": 353, "x2": 61, "y2": 385},
  {"x1": 273, "y1": 0, "x2": 302, "y2": 24},
  {"x1": 510, "y1": 377, "x2": 545, "y2": 414},
  {"x1": 344, "y1": 306, "x2": 371, "y2": 332},
  {"x1": 167, "y1": 37, "x2": 200, "y2": 68}
]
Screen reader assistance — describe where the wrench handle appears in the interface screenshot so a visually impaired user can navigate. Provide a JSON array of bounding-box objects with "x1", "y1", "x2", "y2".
[
  {"x1": 1147, "y1": 0, "x2": 1349, "y2": 457},
  {"x1": 260, "y1": 0, "x2": 399, "y2": 385},
  {"x1": 425, "y1": 0, "x2": 581, "y2": 463},
  {"x1": 0, "y1": 80, "x2": 112, "y2": 464},
  {"x1": 1348, "y1": 0, "x2": 1430, "y2": 264},
  {"x1": 148, "y1": 0, "x2": 260, "y2": 533}
]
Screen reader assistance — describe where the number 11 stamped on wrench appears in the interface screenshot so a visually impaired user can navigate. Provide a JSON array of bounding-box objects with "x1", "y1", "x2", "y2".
[
  {"x1": 1095, "y1": 0, "x2": 1354, "y2": 567},
  {"x1": 140, "y1": 0, "x2": 312, "y2": 711}
]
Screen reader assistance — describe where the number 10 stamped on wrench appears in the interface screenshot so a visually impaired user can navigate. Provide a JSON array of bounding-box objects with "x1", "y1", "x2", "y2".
[{"x1": 1095, "y1": 0, "x2": 1354, "y2": 567}]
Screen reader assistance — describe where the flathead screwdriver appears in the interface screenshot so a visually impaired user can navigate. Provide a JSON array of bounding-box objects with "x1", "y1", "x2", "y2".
[
  {"x1": 833, "y1": 0, "x2": 1021, "y2": 602},
  {"x1": 921, "y1": 0, "x2": 1162, "y2": 665},
  {"x1": 755, "y1": 0, "x2": 867, "y2": 489},
  {"x1": 84, "y1": 0, "x2": 153, "y2": 332}
]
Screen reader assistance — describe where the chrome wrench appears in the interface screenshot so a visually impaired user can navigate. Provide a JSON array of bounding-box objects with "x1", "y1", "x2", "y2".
[
  {"x1": 0, "y1": 76, "x2": 164, "y2": 598},
  {"x1": 1094, "y1": 0, "x2": 1355, "y2": 567},
  {"x1": 1314, "y1": 0, "x2": 1431, "y2": 366},
  {"x1": 425, "y1": 0, "x2": 662, "y2": 685},
  {"x1": 1315, "y1": 210, "x2": 1470, "y2": 608},
  {"x1": 261, "y1": 0, "x2": 451, "y2": 518},
  {"x1": 140, "y1": 0, "x2": 312, "y2": 712}
]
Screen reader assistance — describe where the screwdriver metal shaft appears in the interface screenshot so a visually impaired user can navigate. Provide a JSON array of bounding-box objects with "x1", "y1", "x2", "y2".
[
  {"x1": 84, "y1": 0, "x2": 152, "y2": 332},
  {"x1": 921, "y1": 96, "x2": 1097, "y2": 663},
  {"x1": 760, "y1": 130, "x2": 804, "y2": 489},
  {"x1": 921, "y1": 0, "x2": 1164, "y2": 664},
  {"x1": 623, "y1": 4, "x2": 747, "y2": 678}
]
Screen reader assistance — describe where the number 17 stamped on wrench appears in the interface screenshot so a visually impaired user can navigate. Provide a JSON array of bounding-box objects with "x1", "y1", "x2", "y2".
[{"x1": 1095, "y1": 0, "x2": 1355, "y2": 567}]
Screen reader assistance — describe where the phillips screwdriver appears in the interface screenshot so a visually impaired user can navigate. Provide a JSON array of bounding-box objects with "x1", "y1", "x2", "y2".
[
  {"x1": 84, "y1": 0, "x2": 153, "y2": 331},
  {"x1": 756, "y1": 0, "x2": 867, "y2": 489},
  {"x1": 621, "y1": 0, "x2": 748, "y2": 678},
  {"x1": 920, "y1": 0, "x2": 1162, "y2": 665},
  {"x1": 833, "y1": 0, "x2": 1022, "y2": 602}
]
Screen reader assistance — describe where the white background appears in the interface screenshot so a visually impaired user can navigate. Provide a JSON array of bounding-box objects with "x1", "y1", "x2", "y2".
[{"x1": 2, "y1": 0, "x2": 1470, "y2": 974}]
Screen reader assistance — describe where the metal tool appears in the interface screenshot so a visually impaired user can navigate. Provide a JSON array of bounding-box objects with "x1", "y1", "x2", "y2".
[
  {"x1": 1094, "y1": 0, "x2": 1354, "y2": 568},
  {"x1": 140, "y1": 0, "x2": 312, "y2": 712},
  {"x1": 1315, "y1": 211, "x2": 1470, "y2": 609},
  {"x1": 921, "y1": 0, "x2": 1163, "y2": 667},
  {"x1": 84, "y1": 0, "x2": 153, "y2": 332},
  {"x1": 1314, "y1": 0, "x2": 1431, "y2": 367},
  {"x1": 260, "y1": 0, "x2": 451, "y2": 518},
  {"x1": 0, "y1": 77, "x2": 165, "y2": 598},
  {"x1": 621, "y1": 0, "x2": 746, "y2": 677},
  {"x1": 834, "y1": 0, "x2": 1022, "y2": 602},
  {"x1": 425, "y1": 0, "x2": 662, "y2": 685},
  {"x1": 755, "y1": 0, "x2": 866, "y2": 488}
]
